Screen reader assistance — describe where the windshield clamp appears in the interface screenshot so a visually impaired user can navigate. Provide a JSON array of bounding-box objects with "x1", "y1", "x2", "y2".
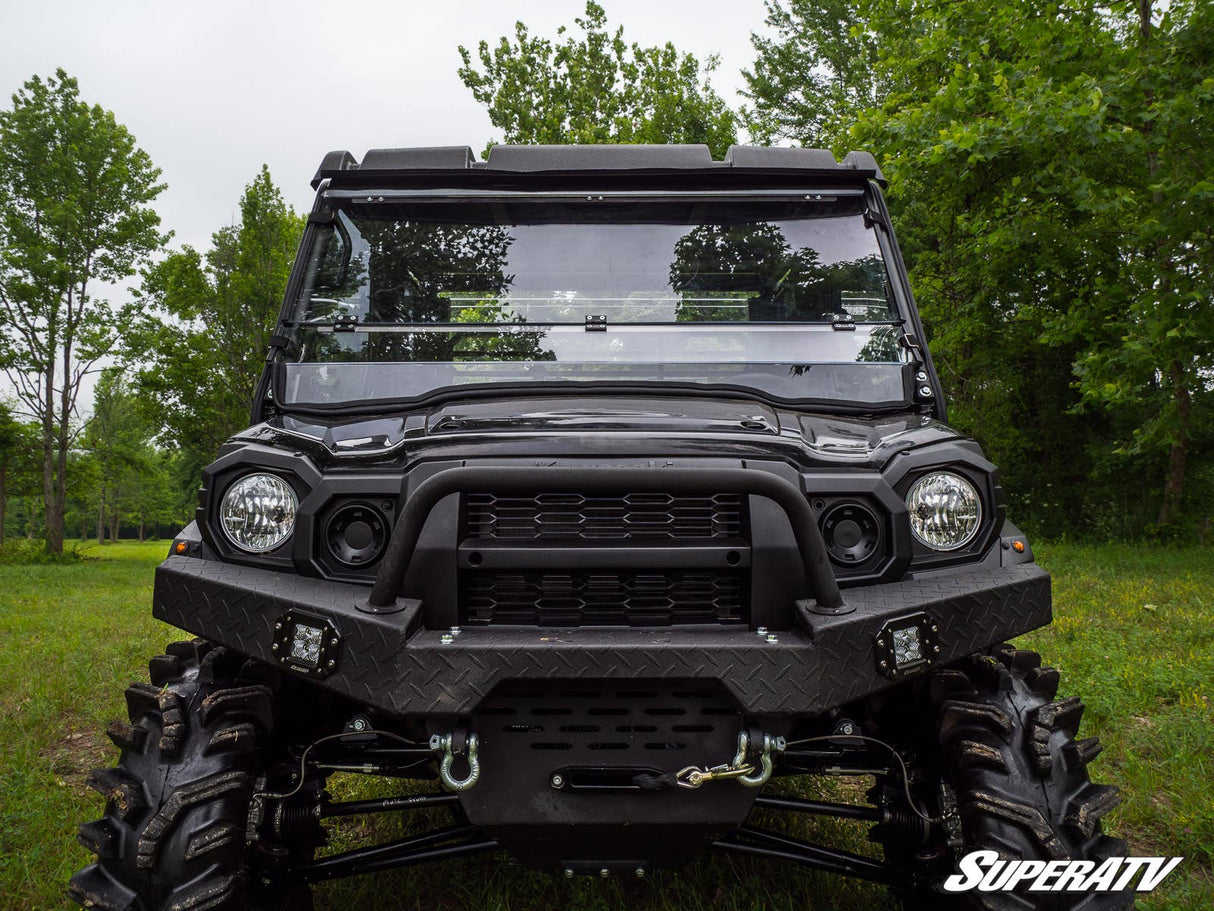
[
  {"x1": 899, "y1": 332, "x2": 926, "y2": 364},
  {"x1": 333, "y1": 316, "x2": 359, "y2": 333},
  {"x1": 264, "y1": 331, "x2": 292, "y2": 367},
  {"x1": 585, "y1": 314, "x2": 607, "y2": 332},
  {"x1": 863, "y1": 208, "x2": 889, "y2": 231}
]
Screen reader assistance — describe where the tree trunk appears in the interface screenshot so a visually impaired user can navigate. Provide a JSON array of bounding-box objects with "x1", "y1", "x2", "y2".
[
  {"x1": 1157, "y1": 360, "x2": 1191, "y2": 527},
  {"x1": 50, "y1": 340, "x2": 73, "y2": 553},
  {"x1": 0, "y1": 459, "x2": 7, "y2": 546},
  {"x1": 110, "y1": 509, "x2": 120, "y2": 543},
  {"x1": 45, "y1": 495, "x2": 65, "y2": 551},
  {"x1": 1134, "y1": 0, "x2": 1192, "y2": 530},
  {"x1": 42, "y1": 364, "x2": 60, "y2": 552},
  {"x1": 97, "y1": 482, "x2": 106, "y2": 544}
]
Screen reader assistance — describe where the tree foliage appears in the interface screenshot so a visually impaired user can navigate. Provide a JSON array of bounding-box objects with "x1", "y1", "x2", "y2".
[
  {"x1": 744, "y1": 0, "x2": 1214, "y2": 538},
  {"x1": 1055, "y1": 2, "x2": 1214, "y2": 528},
  {"x1": 0, "y1": 405, "x2": 48, "y2": 545},
  {"x1": 130, "y1": 166, "x2": 304, "y2": 475},
  {"x1": 0, "y1": 400, "x2": 29, "y2": 544},
  {"x1": 458, "y1": 1, "x2": 738, "y2": 156},
  {"x1": 0, "y1": 69, "x2": 165, "y2": 551}
]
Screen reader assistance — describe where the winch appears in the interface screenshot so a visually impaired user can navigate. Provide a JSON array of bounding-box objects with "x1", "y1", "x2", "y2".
[{"x1": 448, "y1": 680, "x2": 779, "y2": 869}]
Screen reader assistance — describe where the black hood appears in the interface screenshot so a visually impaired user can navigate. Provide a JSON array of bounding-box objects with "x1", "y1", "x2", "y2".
[{"x1": 234, "y1": 395, "x2": 963, "y2": 471}]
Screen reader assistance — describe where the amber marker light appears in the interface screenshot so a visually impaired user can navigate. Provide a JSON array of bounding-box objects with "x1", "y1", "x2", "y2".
[
  {"x1": 175, "y1": 541, "x2": 188, "y2": 554},
  {"x1": 1012, "y1": 540, "x2": 1025, "y2": 553}
]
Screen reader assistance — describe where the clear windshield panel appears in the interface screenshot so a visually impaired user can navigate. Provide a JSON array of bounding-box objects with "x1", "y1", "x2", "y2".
[
  {"x1": 283, "y1": 359, "x2": 908, "y2": 407},
  {"x1": 285, "y1": 196, "x2": 909, "y2": 406}
]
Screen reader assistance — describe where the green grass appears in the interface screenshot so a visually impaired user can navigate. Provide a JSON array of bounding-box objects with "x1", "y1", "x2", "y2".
[
  {"x1": 0, "y1": 541, "x2": 1210, "y2": 910},
  {"x1": 1019, "y1": 544, "x2": 1214, "y2": 909}
]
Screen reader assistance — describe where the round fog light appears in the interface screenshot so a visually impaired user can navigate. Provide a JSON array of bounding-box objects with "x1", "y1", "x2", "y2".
[
  {"x1": 821, "y1": 502, "x2": 881, "y2": 564},
  {"x1": 326, "y1": 504, "x2": 388, "y2": 567}
]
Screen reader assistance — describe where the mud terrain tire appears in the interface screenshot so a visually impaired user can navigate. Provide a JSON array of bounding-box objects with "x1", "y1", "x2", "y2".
[
  {"x1": 904, "y1": 643, "x2": 1131, "y2": 910},
  {"x1": 69, "y1": 639, "x2": 310, "y2": 911}
]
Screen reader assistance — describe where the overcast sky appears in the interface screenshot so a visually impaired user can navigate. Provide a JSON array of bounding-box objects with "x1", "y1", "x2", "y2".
[{"x1": 1, "y1": 0, "x2": 771, "y2": 255}]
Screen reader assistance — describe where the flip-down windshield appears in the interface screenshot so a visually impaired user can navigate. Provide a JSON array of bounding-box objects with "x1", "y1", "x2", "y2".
[{"x1": 281, "y1": 194, "x2": 909, "y2": 408}]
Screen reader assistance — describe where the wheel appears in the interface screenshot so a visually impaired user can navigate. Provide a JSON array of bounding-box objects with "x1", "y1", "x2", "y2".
[
  {"x1": 879, "y1": 643, "x2": 1131, "y2": 910},
  {"x1": 69, "y1": 639, "x2": 315, "y2": 911}
]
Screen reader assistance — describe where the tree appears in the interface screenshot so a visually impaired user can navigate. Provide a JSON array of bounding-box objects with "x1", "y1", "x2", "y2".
[
  {"x1": 82, "y1": 368, "x2": 149, "y2": 543},
  {"x1": 458, "y1": 1, "x2": 738, "y2": 156},
  {"x1": 0, "y1": 403, "x2": 42, "y2": 543},
  {"x1": 852, "y1": 0, "x2": 1132, "y2": 535},
  {"x1": 1056, "y1": 0, "x2": 1214, "y2": 528},
  {"x1": 0, "y1": 70, "x2": 165, "y2": 552},
  {"x1": 128, "y1": 452, "x2": 181, "y2": 541},
  {"x1": 130, "y1": 167, "x2": 304, "y2": 474},
  {"x1": 743, "y1": 0, "x2": 1214, "y2": 538},
  {"x1": 741, "y1": 0, "x2": 884, "y2": 147},
  {"x1": 0, "y1": 400, "x2": 24, "y2": 544}
]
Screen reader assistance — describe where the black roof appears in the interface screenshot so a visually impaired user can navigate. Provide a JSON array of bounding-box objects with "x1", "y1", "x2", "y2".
[{"x1": 310, "y1": 144, "x2": 884, "y2": 191}]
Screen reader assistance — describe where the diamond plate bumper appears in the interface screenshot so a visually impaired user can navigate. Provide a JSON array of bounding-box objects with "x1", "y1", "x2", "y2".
[{"x1": 153, "y1": 556, "x2": 1050, "y2": 717}]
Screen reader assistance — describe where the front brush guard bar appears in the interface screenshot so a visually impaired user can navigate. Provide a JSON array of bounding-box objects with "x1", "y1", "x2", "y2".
[
  {"x1": 283, "y1": 786, "x2": 905, "y2": 885},
  {"x1": 282, "y1": 795, "x2": 906, "y2": 886},
  {"x1": 714, "y1": 826, "x2": 904, "y2": 886},
  {"x1": 367, "y1": 465, "x2": 843, "y2": 610},
  {"x1": 300, "y1": 824, "x2": 498, "y2": 883}
]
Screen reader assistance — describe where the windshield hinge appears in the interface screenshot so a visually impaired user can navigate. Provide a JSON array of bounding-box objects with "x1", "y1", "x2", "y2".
[
  {"x1": 585, "y1": 314, "x2": 607, "y2": 332},
  {"x1": 830, "y1": 313, "x2": 856, "y2": 331},
  {"x1": 333, "y1": 316, "x2": 359, "y2": 333}
]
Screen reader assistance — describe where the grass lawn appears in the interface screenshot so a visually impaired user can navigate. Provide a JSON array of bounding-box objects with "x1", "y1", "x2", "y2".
[{"x1": 0, "y1": 540, "x2": 1210, "y2": 910}]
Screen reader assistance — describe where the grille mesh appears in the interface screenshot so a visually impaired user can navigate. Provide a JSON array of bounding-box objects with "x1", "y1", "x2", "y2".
[
  {"x1": 476, "y1": 682, "x2": 738, "y2": 755},
  {"x1": 464, "y1": 570, "x2": 745, "y2": 626},
  {"x1": 465, "y1": 492, "x2": 743, "y2": 541}
]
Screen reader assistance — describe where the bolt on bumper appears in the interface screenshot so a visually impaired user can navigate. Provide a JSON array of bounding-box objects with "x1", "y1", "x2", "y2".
[{"x1": 153, "y1": 556, "x2": 1050, "y2": 718}]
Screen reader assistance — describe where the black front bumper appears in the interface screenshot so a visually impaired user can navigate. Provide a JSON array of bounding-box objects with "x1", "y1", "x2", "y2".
[{"x1": 153, "y1": 557, "x2": 1050, "y2": 717}]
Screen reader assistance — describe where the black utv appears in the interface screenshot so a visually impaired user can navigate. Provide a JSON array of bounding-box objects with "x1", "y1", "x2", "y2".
[{"x1": 71, "y1": 144, "x2": 1127, "y2": 910}]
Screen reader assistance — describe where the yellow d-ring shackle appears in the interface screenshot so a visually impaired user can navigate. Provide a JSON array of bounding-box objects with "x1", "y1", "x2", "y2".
[{"x1": 732, "y1": 731, "x2": 785, "y2": 787}]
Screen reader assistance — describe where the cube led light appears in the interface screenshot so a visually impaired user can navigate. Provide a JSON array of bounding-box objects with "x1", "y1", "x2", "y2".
[
  {"x1": 874, "y1": 613, "x2": 938, "y2": 679},
  {"x1": 272, "y1": 611, "x2": 342, "y2": 677}
]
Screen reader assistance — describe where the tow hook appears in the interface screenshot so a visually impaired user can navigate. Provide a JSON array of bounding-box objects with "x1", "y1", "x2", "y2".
[
  {"x1": 431, "y1": 729, "x2": 480, "y2": 791},
  {"x1": 676, "y1": 730, "x2": 785, "y2": 789}
]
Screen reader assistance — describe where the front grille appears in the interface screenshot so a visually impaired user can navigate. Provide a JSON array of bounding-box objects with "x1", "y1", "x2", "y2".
[
  {"x1": 464, "y1": 570, "x2": 746, "y2": 626},
  {"x1": 465, "y1": 492, "x2": 743, "y2": 541}
]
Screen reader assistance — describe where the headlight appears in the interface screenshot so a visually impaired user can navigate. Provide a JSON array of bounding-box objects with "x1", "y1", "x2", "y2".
[
  {"x1": 219, "y1": 473, "x2": 298, "y2": 553},
  {"x1": 906, "y1": 471, "x2": 982, "y2": 551}
]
